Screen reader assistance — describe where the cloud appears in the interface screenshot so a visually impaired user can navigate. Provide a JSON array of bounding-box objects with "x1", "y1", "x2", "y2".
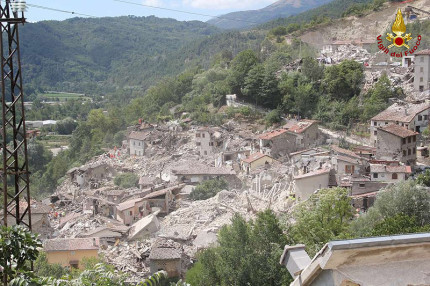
[
  {"x1": 143, "y1": 0, "x2": 163, "y2": 6},
  {"x1": 182, "y1": 0, "x2": 274, "y2": 10}
]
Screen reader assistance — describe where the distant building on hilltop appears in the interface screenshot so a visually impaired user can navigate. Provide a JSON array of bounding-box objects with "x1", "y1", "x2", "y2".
[{"x1": 414, "y1": 49, "x2": 430, "y2": 92}]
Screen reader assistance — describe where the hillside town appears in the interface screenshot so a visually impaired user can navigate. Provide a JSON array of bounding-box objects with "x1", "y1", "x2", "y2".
[
  {"x1": 1, "y1": 0, "x2": 430, "y2": 285},
  {"x1": 10, "y1": 45, "x2": 429, "y2": 282}
]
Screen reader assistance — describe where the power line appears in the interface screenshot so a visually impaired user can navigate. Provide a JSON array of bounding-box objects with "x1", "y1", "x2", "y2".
[
  {"x1": 27, "y1": 4, "x2": 97, "y2": 18},
  {"x1": 112, "y1": 0, "x2": 259, "y2": 25}
]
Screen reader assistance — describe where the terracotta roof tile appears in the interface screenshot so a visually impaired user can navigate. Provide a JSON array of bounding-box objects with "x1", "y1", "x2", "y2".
[
  {"x1": 284, "y1": 120, "x2": 318, "y2": 134},
  {"x1": 370, "y1": 164, "x2": 412, "y2": 173},
  {"x1": 331, "y1": 145, "x2": 361, "y2": 159},
  {"x1": 117, "y1": 198, "x2": 144, "y2": 212},
  {"x1": 378, "y1": 124, "x2": 419, "y2": 138},
  {"x1": 129, "y1": 131, "x2": 148, "y2": 141},
  {"x1": 258, "y1": 129, "x2": 287, "y2": 140},
  {"x1": 241, "y1": 152, "x2": 272, "y2": 164}
]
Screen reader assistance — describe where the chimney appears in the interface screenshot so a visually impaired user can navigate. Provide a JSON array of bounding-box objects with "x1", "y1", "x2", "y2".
[{"x1": 279, "y1": 244, "x2": 311, "y2": 278}]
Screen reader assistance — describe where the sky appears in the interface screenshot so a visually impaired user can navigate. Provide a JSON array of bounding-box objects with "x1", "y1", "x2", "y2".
[{"x1": 25, "y1": 0, "x2": 276, "y2": 23}]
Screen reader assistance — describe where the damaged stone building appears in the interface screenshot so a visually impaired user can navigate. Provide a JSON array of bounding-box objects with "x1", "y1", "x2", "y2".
[{"x1": 195, "y1": 127, "x2": 224, "y2": 156}]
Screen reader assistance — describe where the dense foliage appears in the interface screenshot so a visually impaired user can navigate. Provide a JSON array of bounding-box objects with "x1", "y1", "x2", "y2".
[
  {"x1": 114, "y1": 173, "x2": 139, "y2": 189},
  {"x1": 189, "y1": 179, "x2": 228, "y2": 201},
  {"x1": 186, "y1": 210, "x2": 292, "y2": 286}
]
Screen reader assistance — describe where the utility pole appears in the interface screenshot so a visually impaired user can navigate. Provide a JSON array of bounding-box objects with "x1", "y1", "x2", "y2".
[
  {"x1": 1, "y1": 0, "x2": 30, "y2": 261},
  {"x1": 1, "y1": 1, "x2": 30, "y2": 284}
]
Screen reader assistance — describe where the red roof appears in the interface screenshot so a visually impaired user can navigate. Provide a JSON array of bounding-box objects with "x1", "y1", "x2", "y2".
[
  {"x1": 242, "y1": 152, "x2": 272, "y2": 164},
  {"x1": 284, "y1": 120, "x2": 318, "y2": 134},
  {"x1": 258, "y1": 129, "x2": 287, "y2": 140}
]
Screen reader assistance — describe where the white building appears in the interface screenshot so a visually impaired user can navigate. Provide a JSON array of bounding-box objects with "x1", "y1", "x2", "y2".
[{"x1": 129, "y1": 131, "x2": 147, "y2": 156}]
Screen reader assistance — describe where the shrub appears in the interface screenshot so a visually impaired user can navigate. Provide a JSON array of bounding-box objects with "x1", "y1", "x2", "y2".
[
  {"x1": 114, "y1": 172, "x2": 139, "y2": 188},
  {"x1": 189, "y1": 178, "x2": 228, "y2": 201}
]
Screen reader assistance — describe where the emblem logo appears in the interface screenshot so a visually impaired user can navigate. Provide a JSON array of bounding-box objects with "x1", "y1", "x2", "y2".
[
  {"x1": 386, "y1": 9, "x2": 412, "y2": 49},
  {"x1": 376, "y1": 8, "x2": 422, "y2": 58}
]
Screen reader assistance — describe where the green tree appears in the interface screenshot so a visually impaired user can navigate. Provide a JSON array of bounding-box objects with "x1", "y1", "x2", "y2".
[
  {"x1": 228, "y1": 50, "x2": 259, "y2": 96},
  {"x1": 416, "y1": 170, "x2": 430, "y2": 187},
  {"x1": 1, "y1": 225, "x2": 41, "y2": 284},
  {"x1": 56, "y1": 118, "x2": 78, "y2": 135},
  {"x1": 301, "y1": 57, "x2": 324, "y2": 82},
  {"x1": 290, "y1": 188, "x2": 354, "y2": 256},
  {"x1": 351, "y1": 181, "x2": 430, "y2": 237},
  {"x1": 186, "y1": 210, "x2": 291, "y2": 286},
  {"x1": 34, "y1": 252, "x2": 68, "y2": 279},
  {"x1": 265, "y1": 109, "x2": 283, "y2": 126},
  {"x1": 114, "y1": 173, "x2": 139, "y2": 189},
  {"x1": 189, "y1": 179, "x2": 228, "y2": 201}
]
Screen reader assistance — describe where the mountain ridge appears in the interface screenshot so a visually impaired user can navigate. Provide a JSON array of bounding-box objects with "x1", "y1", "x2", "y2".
[{"x1": 207, "y1": 0, "x2": 333, "y2": 30}]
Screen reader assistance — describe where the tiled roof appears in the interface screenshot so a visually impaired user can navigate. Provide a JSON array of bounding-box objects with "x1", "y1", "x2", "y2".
[
  {"x1": 284, "y1": 120, "x2": 318, "y2": 134},
  {"x1": 378, "y1": 124, "x2": 419, "y2": 138},
  {"x1": 143, "y1": 188, "x2": 171, "y2": 199},
  {"x1": 331, "y1": 145, "x2": 361, "y2": 159},
  {"x1": 241, "y1": 152, "x2": 272, "y2": 164},
  {"x1": 370, "y1": 164, "x2": 412, "y2": 173},
  {"x1": 117, "y1": 198, "x2": 144, "y2": 211},
  {"x1": 371, "y1": 102, "x2": 430, "y2": 123},
  {"x1": 129, "y1": 131, "x2": 148, "y2": 141},
  {"x1": 294, "y1": 168, "x2": 331, "y2": 180},
  {"x1": 44, "y1": 238, "x2": 100, "y2": 252},
  {"x1": 258, "y1": 129, "x2": 287, "y2": 140},
  {"x1": 336, "y1": 155, "x2": 361, "y2": 165},
  {"x1": 416, "y1": 49, "x2": 430, "y2": 55}
]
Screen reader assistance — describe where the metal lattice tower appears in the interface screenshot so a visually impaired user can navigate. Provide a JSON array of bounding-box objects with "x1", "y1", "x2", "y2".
[{"x1": 1, "y1": 0, "x2": 30, "y2": 230}]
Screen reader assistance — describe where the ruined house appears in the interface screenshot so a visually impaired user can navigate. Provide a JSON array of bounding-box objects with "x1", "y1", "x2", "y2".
[
  {"x1": 105, "y1": 189, "x2": 126, "y2": 204},
  {"x1": 284, "y1": 119, "x2": 321, "y2": 151},
  {"x1": 43, "y1": 237, "x2": 100, "y2": 269},
  {"x1": 195, "y1": 127, "x2": 224, "y2": 156},
  {"x1": 171, "y1": 163, "x2": 239, "y2": 187},
  {"x1": 116, "y1": 198, "x2": 151, "y2": 226},
  {"x1": 138, "y1": 176, "x2": 162, "y2": 190},
  {"x1": 128, "y1": 131, "x2": 147, "y2": 156},
  {"x1": 258, "y1": 129, "x2": 297, "y2": 158},
  {"x1": 370, "y1": 101, "x2": 430, "y2": 146},
  {"x1": 149, "y1": 239, "x2": 184, "y2": 278},
  {"x1": 280, "y1": 233, "x2": 430, "y2": 286},
  {"x1": 128, "y1": 213, "x2": 160, "y2": 240},
  {"x1": 241, "y1": 152, "x2": 274, "y2": 174},
  {"x1": 330, "y1": 146, "x2": 366, "y2": 176},
  {"x1": 67, "y1": 162, "x2": 116, "y2": 189},
  {"x1": 142, "y1": 187, "x2": 175, "y2": 215},
  {"x1": 375, "y1": 124, "x2": 418, "y2": 165},
  {"x1": 78, "y1": 226, "x2": 128, "y2": 246},
  {"x1": 414, "y1": 49, "x2": 430, "y2": 92},
  {"x1": 83, "y1": 196, "x2": 117, "y2": 218},
  {"x1": 293, "y1": 168, "x2": 331, "y2": 201}
]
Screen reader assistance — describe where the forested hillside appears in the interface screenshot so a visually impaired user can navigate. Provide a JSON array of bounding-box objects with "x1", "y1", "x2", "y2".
[{"x1": 20, "y1": 16, "x2": 219, "y2": 92}]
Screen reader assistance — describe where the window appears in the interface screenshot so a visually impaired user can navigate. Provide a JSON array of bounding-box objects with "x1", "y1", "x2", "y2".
[
  {"x1": 202, "y1": 133, "x2": 205, "y2": 138},
  {"x1": 413, "y1": 135, "x2": 416, "y2": 142},
  {"x1": 418, "y1": 115, "x2": 423, "y2": 121},
  {"x1": 420, "y1": 86, "x2": 424, "y2": 92},
  {"x1": 345, "y1": 165, "x2": 355, "y2": 174},
  {"x1": 129, "y1": 211, "x2": 133, "y2": 216},
  {"x1": 133, "y1": 141, "x2": 135, "y2": 146},
  {"x1": 196, "y1": 133, "x2": 200, "y2": 138},
  {"x1": 424, "y1": 115, "x2": 428, "y2": 121},
  {"x1": 209, "y1": 142, "x2": 214, "y2": 146},
  {"x1": 413, "y1": 147, "x2": 416, "y2": 154},
  {"x1": 374, "y1": 130, "x2": 377, "y2": 136},
  {"x1": 385, "y1": 122, "x2": 388, "y2": 125},
  {"x1": 403, "y1": 150, "x2": 407, "y2": 156},
  {"x1": 373, "y1": 121, "x2": 377, "y2": 126},
  {"x1": 420, "y1": 77, "x2": 424, "y2": 82},
  {"x1": 138, "y1": 142, "x2": 141, "y2": 146},
  {"x1": 408, "y1": 149, "x2": 411, "y2": 155},
  {"x1": 403, "y1": 138, "x2": 406, "y2": 144},
  {"x1": 408, "y1": 137, "x2": 411, "y2": 143},
  {"x1": 392, "y1": 173, "x2": 398, "y2": 180},
  {"x1": 359, "y1": 183, "x2": 365, "y2": 188},
  {"x1": 420, "y1": 67, "x2": 424, "y2": 73},
  {"x1": 421, "y1": 56, "x2": 425, "y2": 62},
  {"x1": 373, "y1": 173, "x2": 378, "y2": 178}
]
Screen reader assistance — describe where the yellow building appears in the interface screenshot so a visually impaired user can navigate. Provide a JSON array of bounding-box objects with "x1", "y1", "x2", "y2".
[
  {"x1": 241, "y1": 152, "x2": 274, "y2": 174},
  {"x1": 43, "y1": 237, "x2": 100, "y2": 269}
]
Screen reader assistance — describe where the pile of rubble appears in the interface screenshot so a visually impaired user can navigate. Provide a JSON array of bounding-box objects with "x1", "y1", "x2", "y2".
[{"x1": 158, "y1": 190, "x2": 278, "y2": 258}]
